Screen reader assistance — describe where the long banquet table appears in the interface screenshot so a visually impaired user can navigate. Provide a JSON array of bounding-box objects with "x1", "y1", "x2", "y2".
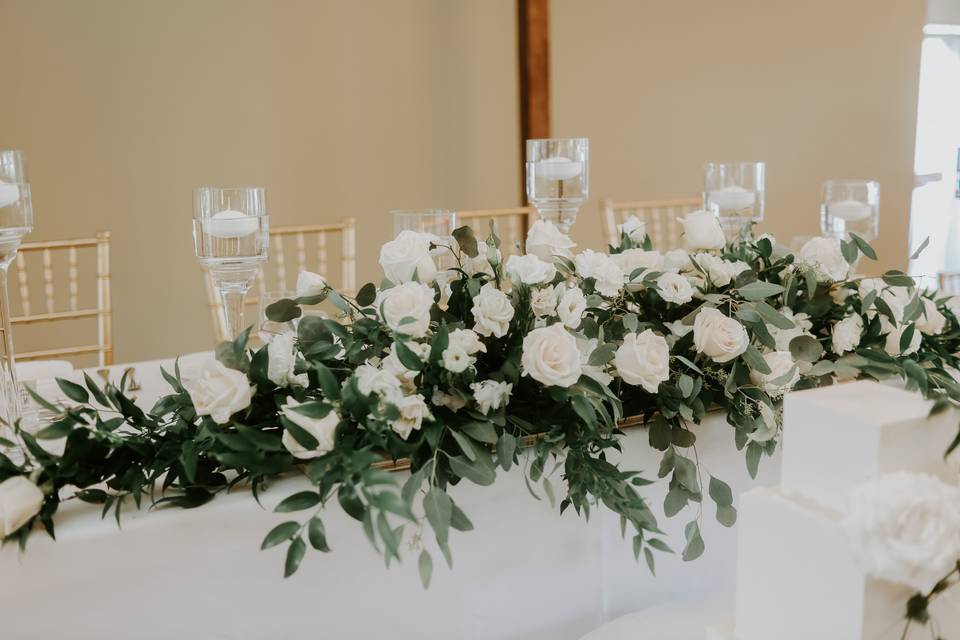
[{"x1": 0, "y1": 355, "x2": 780, "y2": 639}]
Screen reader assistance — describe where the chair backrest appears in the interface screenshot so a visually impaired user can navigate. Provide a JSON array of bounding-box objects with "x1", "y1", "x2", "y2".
[
  {"x1": 456, "y1": 207, "x2": 535, "y2": 256},
  {"x1": 11, "y1": 232, "x2": 112, "y2": 366},
  {"x1": 205, "y1": 219, "x2": 357, "y2": 343},
  {"x1": 601, "y1": 197, "x2": 702, "y2": 250},
  {"x1": 939, "y1": 271, "x2": 960, "y2": 294}
]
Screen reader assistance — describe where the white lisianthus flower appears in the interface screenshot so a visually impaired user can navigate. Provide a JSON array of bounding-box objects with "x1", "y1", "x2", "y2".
[
  {"x1": 656, "y1": 272, "x2": 695, "y2": 304},
  {"x1": 693, "y1": 307, "x2": 749, "y2": 363},
  {"x1": 521, "y1": 323, "x2": 583, "y2": 387},
  {"x1": 693, "y1": 253, "x2": 738, "y2": 287},
  {"x1": 831, "y1": 314, "x2": 863, "y2": 354},
  {"x1": 447, "y1": 328, "x2": 486, "y2": 356},
  {"x1": 663, "y1": 249, "x2": 693, "y2": 272},
  {"x1": 526, "y1": 220, "x2": 576, "y2": 261},
  {"x1": 882, "y1": 318, "x2": 922, "y2": 356},
  {"x1": 576, "y1": 337, "x2": 613, "y2": 386},
  {"x1": 471, "y1": 282, "x2": 515, "y2": 338},
  {"x1": 296, "y1": 271, "x2": 327, "y2": 298},
  {"x1": 917, "y1": 298, "x2": 946, "y2": 335},
  {"x1": 798, "y1": 237, "x2": 850, "y2": 282},
  {"x1": 470, "y1": 380, "x2": 513, "y2": 415},
  {"x1": 842, "y1": 472, "x2": 960, "y2": 593},
  {"x1": 614, "y1": 330, "x2": 670, "y2": 393},
  {"x1": 611, "y1": 249, "x2": 662, "y2": 277},
  {"x1": 505, "y1": 254, "x2": 557, "y2": 286},
  {"x1": 556, "y1": 285, "x2": 587, "y2": 329},
  {"x1": 679, "y1": 210, "x2": 725, "y2": 250},
  {"x1": 182, "y1": 358, "x2": 254, "y2": 424},
  {"x1": 617, "y1": 215, "x2": 647, "y2": 243},
  {"x1": 769, "y1": 308, "x2": 813, "y2": 352},
  {"x1": 375, "y1": 281, "x2": 435, "y2": 338},
  {"x1": 354, "y1": 363, "x2": 403, "y2": 400},
  {"x1": 280, "y1": 398, "x2": 339, "y2": 460},
  {"x1": 378, "y1": 230, "x2": 437, "y2": 285},
  {"x1": 748, "y1": 350, "x2": 799, "y2": 394},
  {"x1": 266, "y1": 333, "x2": 309, "y2": 388},
  {"x1": 530, "y1": 285, "x2": 559, "y2": 317},
  {"x1": 432, "y1": 388, "x2": 467, "y2": 411},
  {"x1": 389, "y1": 393, "x2": 433, "y2": 439},
  {"x1": 574, "y1": 249, "x2": 624, "y2": 297},
  {"x1": 0, "y1": 476, "x2": 44, "y2": 537},
  {"x1": 441, "y1": 346, "x2": 472, "y2": 373}
]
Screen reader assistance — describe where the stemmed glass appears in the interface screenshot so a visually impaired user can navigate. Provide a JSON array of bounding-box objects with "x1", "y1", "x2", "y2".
[
  {"x1": 525, "y1": 138, "x2": 589, "y2": 233},
  {"x1": 704, "y1": 161, "x2": 765, "y2": 240},
  {"x1": 193, "y1": 187, "x2": 268, "y2": 342},
  {"x1": 0, "y1": 150, "x2": 34, "y2": 429},
  {"x1": 820, "y1": 179, "x2": 880, "y2": 241}
]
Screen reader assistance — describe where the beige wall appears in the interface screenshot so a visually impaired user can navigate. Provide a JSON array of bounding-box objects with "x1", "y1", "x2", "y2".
[{"x1": 551, "y1": 0, "x2": 925, "y2": 274}]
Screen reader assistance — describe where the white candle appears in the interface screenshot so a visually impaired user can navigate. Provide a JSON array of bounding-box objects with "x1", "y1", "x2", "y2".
[
  {"x1": 536, "y1": 156, "x2": 583, "y2": 181},
  {"x1": 0, "y1": 180, "x2": 20, "y2": 209},
  {"x1": 827, "y1": 199, "x2": 872, "y2": 222},
  {"x1": 202, "y1": 210, "x2": 259, "y2": 238},
  {"x1": 708, "y1": 185, "x2": 757, "y2": 210}
]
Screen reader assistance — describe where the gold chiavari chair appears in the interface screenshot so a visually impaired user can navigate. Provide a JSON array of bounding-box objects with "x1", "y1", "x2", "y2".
[
  {"x1": 205, "y1": 219, "x2": 357, "y2": 343},
  {"x1": 10, "y1": 232, "x2": 113, "y2": 366},
  {"x1": 601, "y1": 197, "x2": 702, "y2": 249},
  {"x1": 938, "y1": 271, "x2": 960, "y2": 294},
  {"x1": 456, "y1": 207, "x2": 535, "y2": 256}
]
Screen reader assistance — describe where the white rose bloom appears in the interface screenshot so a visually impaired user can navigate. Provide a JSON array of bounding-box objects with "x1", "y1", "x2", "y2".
[
  {"x1": 769, "y1": 308, "x2": 814, "y2": 352},
  {"x1": 611, "y1": 249, "x2": 662, "y2": 277},
  {"x1": 530, "y1": 285, "x2": 559, "y2": 317},
  {"x1": 693, "y1": 253, "x2": 738, "y2": 287},
  {"x1": 946, "y1": 295, "x2": 960, "y2": 320},
  {"x1": 470, "y1": 380, "x2": 513, "y2": 415},
  {"x1": 521, "y1": 323, "x2": 583, "y2": 388},
  {"x1": 917, "y1": 298, "x2": 946, "y2": 335},
  {"x1": 379, "y1": 230, "x2": 437, "y2": 284},
  {"x1": 441, "y1": 345, "x2": 472, "y2": 373},
  {"x1": 375, "y1": 281, "x2": 435, "y2": 338},
  {"x1": 389, "y1": 393, "x2": 433, "y2": 439},
  {"x1": 617, "y1": 216, "x2": 647, "y2": 243},
  {"x1": 296, "y1": 270, "x2": 327, "y2": 298},
  {"x1": 0, "y1": 476, "x2": 44, "y2": 537},
  {"x1": 280, "y1": 398, "x2": 339, "y2": 459},
  {"x1": 842, "y1": 472, "x2": 960, "y2": 593},
  {"x1": 882, "y1": 317, "x2": 922, "y2": 356},
  {"x1": 354, "y1": 363, "x2": 402, "y2": 400},
  {"x1": 858, "y1": 279, "x2": 912, "y2": 323},
  {"x1": 432, "y1": 388, "x2": 467, "y2": 411},
  {"x1": 693, "y1": 307, "x2": 749, "y2": 363},
  {"x1": 447, "y1": 328, "x2": 486, "y2": 355},
  {"x1": 182, "y1": 358, "x2": 254, "y2": 424},
  {"x1": 556, "y1": 285, "x2": 587, "y2": 329},
  {"x1": 680, "y1": 210, "x2": 725, "y2": 251},
  {"x1": 831, "y1": 314, "x2": 863, "y2": 354},
  {"x1": 614, "y1": 330, "x2": 670, "y2": 393},
  {"x1": 576, "y1": 337, "x2": 614, "y2": 386},
  {"x1": 266, "y1": 333, "x2": 309, "y2": 388},
  {"x1": 656, "y1": 272, "x2": 695, "y2": 304},
  {"x1": 505, "y1": 253, "x2": 557, "y2": 286},
  {"x1": 471, "y1": 282, "x2": 515, "y2": 338},
  {"x1": 663, "y1": 249, "x2": 693, "y2": 272},
  {"x1": 748, "y1": 350, "x2": 799, "y2": 394},
  {"x1": 798, "y1": 236, "x2": 850, "y2": 282},
  {"x1": 574, "y1": 249, "x2": 624, "y2": 297},
  {"x1": 381, "y1": 347, "x2": 420, "y2": 389},
  {"x1": 526, "y1": 220, "x2": 576, "y2": 262}
]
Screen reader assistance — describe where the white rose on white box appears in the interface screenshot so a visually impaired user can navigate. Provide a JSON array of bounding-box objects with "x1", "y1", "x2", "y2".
[
  {"x1": 917, "y1": 298, "x2": 946, "y2": 335},
  {"x1": 471, "y1": 380, "x2": 512, "y2": 415},
  {"x1": 748, "y1": 350, "x2": 799, "y2": 394},
  {"x1": 656, "y1": 272, "x2": 695, "y2": 304},
  {"x1": 831, "y1": 314, "x2": 863, "y2": 354},
  {"x1": 471, "y1": 282, "x2": 515, "y2": 338},
  {"x1": 680, "y1": 210, "x2": 725, "y2": 251},
  {"x1": 526, "y1": 220, "x2": 576, "y2": 262},
  {"x1": 505, "y1": 253, "x2": 557, "y2": 286},
  {"x1": 0, "y1": 476, "x2": 44, "y2": 537},
  {"x1": 614, "y1": 330, "x2": 670, "y2": 393},
  {"x1": 693, "y1": 307, "x2": 749, "y2": 363},
  {"x1": 280, "y1": 398, "x2": 339, "y2": 460},
  {"x1": 375, "y1": 281, "x2": 435, "y2": 338},
  {"x1": 379, "y1": 230, "x2": 437, "y2": 285},
  {"x1": 574, "y1": 249, "x2": 625, "y2": 297},
  {"x1": 617, "y1": 215, "x2": 647, "y2": 243},
  {"x1": 266, "y1": 333, "x2": 309, "y2": 388},
  {"x1": 521, "y1": 323, "x2": 582, "y2": 388},
  {"x1": 389, "y1": 393, "x2": 433, "y2": 439},
  {"x1": 798, "y1": 236, "x2": 850, "y2": 282},
  {"x1": 556, "y1": 285, "x2": 587, "y2": 329},
  {"x1": 182, "y1": 358, "x2": 254, "y2": 424}
]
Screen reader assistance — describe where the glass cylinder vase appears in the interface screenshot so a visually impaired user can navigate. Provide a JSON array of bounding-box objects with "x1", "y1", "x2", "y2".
[
  {"x1": 820, "y1": 179, "x2": 880, "y2": 241},
  {"x1": 704, "y1": 161, "x2": 765, "y2": 240},
  {"x1": 525, "y1": 138, "x2": 589, "y2": 233}
]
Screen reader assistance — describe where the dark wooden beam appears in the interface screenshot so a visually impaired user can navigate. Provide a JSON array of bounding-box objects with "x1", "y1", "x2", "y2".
[{"x1": 518, "y1": 0, "x2": 550, "y2": 202}]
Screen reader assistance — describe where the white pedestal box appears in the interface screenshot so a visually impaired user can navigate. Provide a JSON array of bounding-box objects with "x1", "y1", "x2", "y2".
[{"x1": 782, "y1": 381, "x2": 959, "y2": 511}]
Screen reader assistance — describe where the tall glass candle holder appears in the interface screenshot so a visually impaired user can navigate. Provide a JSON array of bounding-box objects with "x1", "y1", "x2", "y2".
[
  {"x1": 820, "y1": 179, "x2": 879, "y2": 241},
  {"x1": 704, "y1": 161, "x2": 765, "y2": 239},
  {"x1": 0, "y1": 150, "x2": 34, "y2": 430},
  {"x1": 193, "y1": 187, "x2": 268, "y2": 341},
  {"x1": 525, "y1": 138, "x2": 589, "y2": 232}
]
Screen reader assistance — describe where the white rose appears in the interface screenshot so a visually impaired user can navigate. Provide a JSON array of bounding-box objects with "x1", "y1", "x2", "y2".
[
  {"x1": 379, "y1": 230, "x2": 437, "y2": 284},
  {"x1": 574, "y1": 249, "x2": 624, "y2": 297},
  {"x1": 280, "y1": 398, "x2": 339, "y2": 459},
  {"x1": 556, "y1": 285, "x2": 587, "y2": 329},
  {"x1": 680, "y1": 210, "x2": 725, "y2": 250},
  {"x1": 917, "y1": 298, "x2": 946, "y2": 335},
  {"x1": 831, "y1": 314, "x2": 863, "y2": 354},
  {"x1": 505, "y1": 253, "x2": 557, "y2": 286},
  {"x1": 470, "y1": 380, "x2": 513, "y2": 415},
  {"x1": 693, "y1": 307, "x2": 749, "y2": 363},
  {"x1": 748, "y1": 350, "x2": 799, "y2": 394},
  {"x1": 0, "y1": 476, "x2": 44, "y2": 537},
  {"x1": 381, "y1": 345, "x2": 422, "y2": 390},
  {"x1": 526, "y1": 220, "x2": 576, "y2": 261},
  {"x1": 521, "y1": 323, "x2": 583, "y2": 388},
  {"x1": 946, "y1": 295, "x2": 960, "y2": 320},
  {"x1": 663, "y1": 249, "x2": 693, "y2": 272},
  {"x1": 766, "y1": 308, "x2": 813, "y2": 353},
  {"x1": 530, "y1": 285, "x2": 559, "y2": 317},
  {"x1": 182, "y1": 358, "x2": 254, "y2": 424},
  {"x1": 471, "y1": 282, "x2": 515, "y2": 338},
  {"x1": 355, "y1": 363, "x2": 402, "y2": 400},
  {"x1": 882, "y1": 318, "x2": 922, "y2": 356},
  {"x1": 842, "y1": 472, "x2": 960, "y2": 593},
  {"x1": 859, "y1": 279, "x2": 912, "y2": 323},
  {"x1": 266, "y1": 333, "x2": 309, "y2": 388},
  {"x1": 693, "y1": 253, "x2": 740, "y2": 287},
  {"x1": 577, "y1": 337, "x2": 614, "y2": 386},
  {"x1": 447, "y1": 328, "x2": 486, "y2": 356},
  {"x1": 798, "y1": 237, "x2": 849, "y2": 282},
  {"x1": 375, "y1": 281, "x2": 435, "y2": 338},
  {"x1": 614, "y1": 330, "x2": 670, "y2": 393},
  {"x1": 389, "y1": 393, "x2": 433, "y2": 439},
  {"x1": 296, "y1": 271, "x2": 327, "y2": 298},
  {"x1": 611, "y1": 249, "x2": 662, "y2": 276},
  {"x1": 656, "y1": 272, "x2": 695, "y2": 304},
  {"x1": 617, "y1": 216, "x2": 647, "y2": 243}
]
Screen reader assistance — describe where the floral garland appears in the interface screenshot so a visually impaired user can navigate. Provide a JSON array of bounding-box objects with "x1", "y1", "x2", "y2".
[{"x1": 0, "y1": 212, "x2": 958, "y2": 628}]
